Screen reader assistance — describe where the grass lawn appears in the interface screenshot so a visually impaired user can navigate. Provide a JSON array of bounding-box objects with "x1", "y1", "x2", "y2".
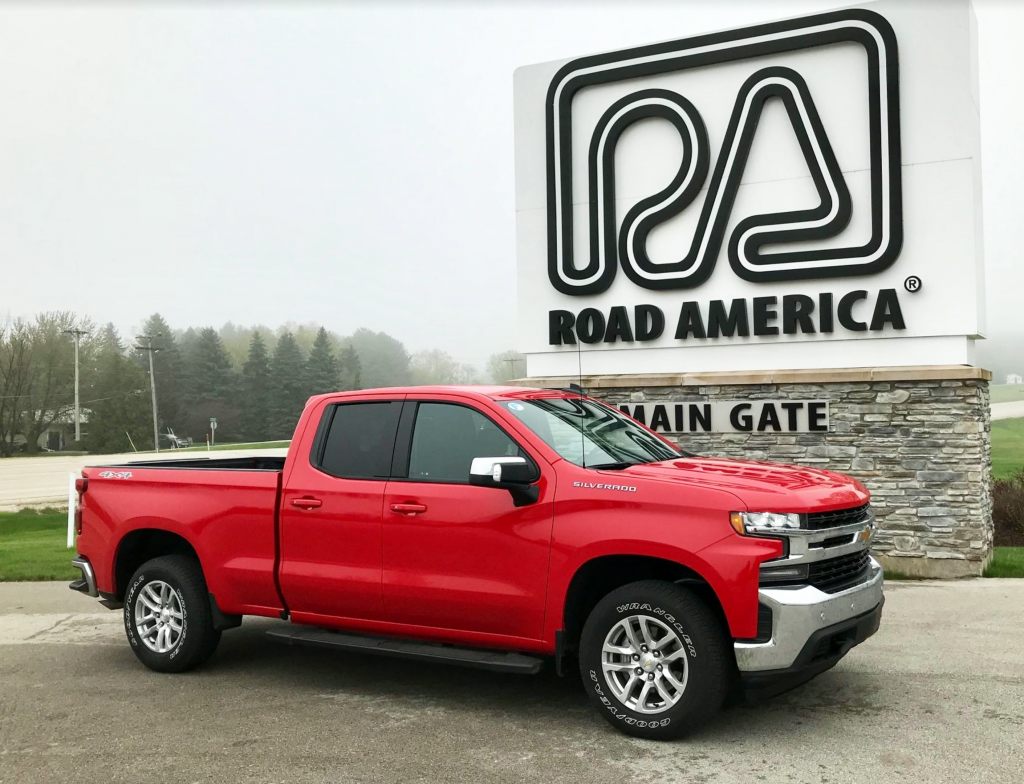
[
  {"x1": 992, "y1": 418, "x2": 1024, "y2": 480},
  {"x1": 991, "y1": 384, "x2": 1024, "y2": 404},
  {"x1": 983, "y1": 547, "x2": 1024, "y2": 578},
  {"x1": 0, "y1": 509, "x2": 77, "y2": 582}
]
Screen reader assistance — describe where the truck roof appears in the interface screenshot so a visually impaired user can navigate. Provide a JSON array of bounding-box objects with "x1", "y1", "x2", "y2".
[{"x1": 305, "y1": 385, "x2": 582, "y2": 406}]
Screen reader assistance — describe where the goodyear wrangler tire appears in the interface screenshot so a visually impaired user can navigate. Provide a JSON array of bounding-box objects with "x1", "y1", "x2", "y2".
[
  {"x1": 124, "y1": 555, "x2": 221, "y2": 673},
  {"x1": 579, "y1": 580, "x2": 730, "y2": 739}
]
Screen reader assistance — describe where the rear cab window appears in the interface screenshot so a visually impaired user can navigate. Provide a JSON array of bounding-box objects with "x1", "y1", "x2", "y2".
[{"x1": 313, "y1": 401, "x2": 403, "y2": 480}]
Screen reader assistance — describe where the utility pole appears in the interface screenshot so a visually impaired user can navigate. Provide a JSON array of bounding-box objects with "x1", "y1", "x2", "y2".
[
  {"x1": 503, "y1": 357, "x2": 522, "y2": 380},
  {"x1": 135, "y1": 333, "x2": 162, "y2": 453},
  {"x1": 62, "y1": 328, "x2": 90, "y2": 443}
]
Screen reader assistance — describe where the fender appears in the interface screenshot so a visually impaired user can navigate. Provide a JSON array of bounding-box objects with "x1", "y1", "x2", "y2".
[{"x1": 544, "y1": 533, "x2": 782, "y2": 646}]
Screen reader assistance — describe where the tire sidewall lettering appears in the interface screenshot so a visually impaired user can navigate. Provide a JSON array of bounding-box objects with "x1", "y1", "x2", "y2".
[
  {"x1": 614, "y1": 603, "x2": 698, "y2": 658},
  {"x1": 588, "y1": 669, "x2": 671, "y2": 729},
  {"x1": 124, "y1": 573, "x2": 146, "y2": 649},
  {"x1": 168, "y1": 586, "x2": 188, "y2": 659}
]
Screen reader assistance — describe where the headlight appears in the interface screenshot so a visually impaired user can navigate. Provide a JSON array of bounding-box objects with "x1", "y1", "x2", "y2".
[{"x1": 730, "y1": 511, "x2": 803, "y2": 535}]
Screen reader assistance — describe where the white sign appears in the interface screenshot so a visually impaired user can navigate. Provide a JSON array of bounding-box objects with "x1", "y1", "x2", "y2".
[
  {"x1": 619, "y1": 400, "x2": 829, "y2": 434},
  {"x1": 514, "y1": 0, "x2": 984, "y2": 377}
]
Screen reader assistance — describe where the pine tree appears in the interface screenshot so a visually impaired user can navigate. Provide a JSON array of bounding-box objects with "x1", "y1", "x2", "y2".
[
  {"x1": 242, "y1": 330, "x2": 272, "y2": 441},
  {"x1": 85, "y1": 324, "x2": 153, "y2": 453},
  {"x1": 181, "y1": 327, "x2": 240, "y2": 441},
  {"x1": 269, "y1": 332, "x2": 308, "y2": 438},
  {"x1": 338, "y1": 345, "x2": 361, "y2": 391},
  {"x1": 306, "y1": 327, "x2": 340, "y2": 396},
  {"x1": 188, "y1": 327, "x2": 236, "y2": 401}
]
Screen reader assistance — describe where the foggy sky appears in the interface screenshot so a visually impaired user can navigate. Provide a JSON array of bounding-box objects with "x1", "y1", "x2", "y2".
[{"x1": 1, "y1": 0, "x2": 1020, "y2": 368}]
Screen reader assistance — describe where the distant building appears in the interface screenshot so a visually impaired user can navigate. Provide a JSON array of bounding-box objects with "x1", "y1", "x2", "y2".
[
  {"x1": 1007, "y1": 374, "x2": 1023, "y2": 385},
  {"x1": 6, "y1": 409, "x2": 90, "y2": 452}
]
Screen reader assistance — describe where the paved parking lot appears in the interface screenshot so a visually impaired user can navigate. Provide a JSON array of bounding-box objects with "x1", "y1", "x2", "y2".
[{"x1": 0, "y1": 579, "x2": 1022, "y2": 784}]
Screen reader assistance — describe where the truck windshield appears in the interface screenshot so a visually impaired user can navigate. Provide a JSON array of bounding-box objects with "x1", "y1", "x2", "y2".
[{"x1": 500, "y1": 397, "x2": 682, "y2": 469}]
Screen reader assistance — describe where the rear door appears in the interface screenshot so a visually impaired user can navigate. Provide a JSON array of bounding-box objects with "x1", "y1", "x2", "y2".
[
  {"x1": 381, "y1": 398, "x2": 555, "y2": 640},
  {"x1": 278, "y1": 397, "x2": 403, "y2": 622}
]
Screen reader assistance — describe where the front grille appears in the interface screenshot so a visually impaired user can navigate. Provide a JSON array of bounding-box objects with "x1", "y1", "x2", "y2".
[
  {"x1": 806, "y1": 503, "x2": 871, "y2": 530},
  {"x1": 807, "y1": 550, "x2": 871, "y2": 594},
  {"x1": 810, "y1": 533, "x2": 857, "y2": 549}
]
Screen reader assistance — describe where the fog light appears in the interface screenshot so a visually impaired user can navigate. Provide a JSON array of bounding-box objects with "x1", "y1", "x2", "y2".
[{"x1": 759, "y1": 563, "x2": 809, "y2": 583}]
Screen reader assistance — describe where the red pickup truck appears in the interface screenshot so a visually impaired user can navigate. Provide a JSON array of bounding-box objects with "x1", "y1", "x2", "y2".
[{"x1": 70, "y1": 385, "x2": 883, "y2": 739}]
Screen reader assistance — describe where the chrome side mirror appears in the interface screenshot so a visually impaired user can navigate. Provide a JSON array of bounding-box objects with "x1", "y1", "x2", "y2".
[
  {"x1": 470, "y1": 456, "x2": 533, "y2": 484},
  {"x1": 469, "y1": 456, "x2": 539, "y2": 506}
]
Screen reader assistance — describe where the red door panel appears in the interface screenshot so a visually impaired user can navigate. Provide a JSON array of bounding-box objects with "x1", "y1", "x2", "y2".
[
  {"x1": 277, "y1": 397, "x2": 404, "y2": 621},
  {"x1": 382, "y1": 478, "x2": 555, "y2": 639},
  {"x1": 380, "y1": 397, "x2": 556, "y2": 640},
  {"x1": 279, "y1": 477, "x2": 387, "y2": 620}
]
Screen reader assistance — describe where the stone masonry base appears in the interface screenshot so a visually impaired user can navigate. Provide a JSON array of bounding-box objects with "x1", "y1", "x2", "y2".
[{"x1": 518, "y1": 366, "x2": 993, "y2": 578}]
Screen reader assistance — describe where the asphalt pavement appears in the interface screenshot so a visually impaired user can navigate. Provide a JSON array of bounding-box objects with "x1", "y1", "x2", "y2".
[{"x1": 0, "y1": 579, "x2": 1022, "y2": 784}]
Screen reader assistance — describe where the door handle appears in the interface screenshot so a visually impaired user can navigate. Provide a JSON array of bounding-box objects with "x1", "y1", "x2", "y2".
[
  {"x1": 390, "y1": 503, "x2": 427, "y2": 515},
  {"x1": 291, "y1": 497, "x2": 322, "y2": 510}
]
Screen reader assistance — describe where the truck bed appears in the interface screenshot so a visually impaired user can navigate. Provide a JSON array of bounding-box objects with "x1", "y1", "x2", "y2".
[{"x1": 79, "y1": 459, "x2": 286, "y2": 617}]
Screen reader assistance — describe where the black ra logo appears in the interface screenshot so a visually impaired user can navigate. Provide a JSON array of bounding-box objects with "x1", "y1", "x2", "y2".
[{"x1": 546, "y1": 9, "x2": 902, "y2": 296}]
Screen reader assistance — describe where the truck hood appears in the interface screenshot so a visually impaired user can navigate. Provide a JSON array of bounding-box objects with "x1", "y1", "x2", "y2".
[{"x1": 600, "y1": 456, "x2": 869, "y2": 512}]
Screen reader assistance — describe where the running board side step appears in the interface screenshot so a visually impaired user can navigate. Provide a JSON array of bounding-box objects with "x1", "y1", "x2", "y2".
[{"x1": 266, "y1": 626, "x2": 544, "y2": 675}]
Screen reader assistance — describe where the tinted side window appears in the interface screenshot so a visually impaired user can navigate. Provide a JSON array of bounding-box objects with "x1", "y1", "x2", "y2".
[
  {"x1": 408, "y1": 403, "x2": 519, "y2": 483},
  {"x1": 318, "y1": 402, "x2": 402, "y2": 480}
]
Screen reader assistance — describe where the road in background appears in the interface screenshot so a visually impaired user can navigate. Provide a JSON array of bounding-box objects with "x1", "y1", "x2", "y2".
[
  {"x1": 992, "y1": 401, "x2": 1024, "y2": 421},
  {"x1": 0, "y1": 446, "x2": 289, "y2": 510},
  {"x1": 1, "y1": 579, "x2": 1021, "y2": 783}
]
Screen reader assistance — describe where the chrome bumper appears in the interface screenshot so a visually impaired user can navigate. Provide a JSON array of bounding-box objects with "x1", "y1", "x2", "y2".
[
  {"x1": 735, "y1": 556, "x2": 884, "y2": 672},
  {"x1": 69, "y1": 556, "x2": 98, "y2": 598}
]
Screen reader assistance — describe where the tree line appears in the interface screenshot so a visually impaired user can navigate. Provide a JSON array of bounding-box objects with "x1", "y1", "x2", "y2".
[{"x1": 0, "y1": 312, "x2": 525, "y2": 455}]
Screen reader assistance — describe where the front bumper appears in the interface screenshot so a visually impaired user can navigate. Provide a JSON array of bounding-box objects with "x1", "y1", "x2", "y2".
[
  {"x1": 734, "y1": 555, "x2": 883, "y2": 687},
  {"x1": 69, "y1": 555, "x2": 98, "y2": 598}
]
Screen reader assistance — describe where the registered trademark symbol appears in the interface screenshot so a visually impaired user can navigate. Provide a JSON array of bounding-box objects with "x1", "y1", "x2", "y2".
[{"x1": 904, "y1": 275, "x2": 922, "y2": 293}]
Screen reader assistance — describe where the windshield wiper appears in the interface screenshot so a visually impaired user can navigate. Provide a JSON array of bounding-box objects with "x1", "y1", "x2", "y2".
[{"x1": 588, "y1": 460, "x2": 644, "y2": 470}]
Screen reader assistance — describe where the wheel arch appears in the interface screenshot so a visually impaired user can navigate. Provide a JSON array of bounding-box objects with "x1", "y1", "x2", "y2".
[
  {"x1": 112, "y1": 527, "x2": 203, "y2": 601},
  {"x1": 560, "y1": 554, "x2": 729, "y2": 659}
]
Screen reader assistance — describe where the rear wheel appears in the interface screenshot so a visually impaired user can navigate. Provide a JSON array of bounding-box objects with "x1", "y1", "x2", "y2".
[
  {"x1": 124, "y1": 555, "x2": 221, "y2": 673},
  {"x1": 579, "y1": 580, "x2": 730, "y2": 739}
]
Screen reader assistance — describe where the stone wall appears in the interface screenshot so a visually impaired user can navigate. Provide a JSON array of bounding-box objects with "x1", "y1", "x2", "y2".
[{"x1": 521, "y1": 367, "x2": 992, "y2": 578}]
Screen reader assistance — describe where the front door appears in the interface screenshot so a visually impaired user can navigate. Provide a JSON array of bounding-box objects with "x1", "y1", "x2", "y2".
[
  {"x1": 278, "y1": 398, "x2": 404, "y2": 622},
  {"x1": 382, "y1": 400, "x2": 554, "y2": 640}
]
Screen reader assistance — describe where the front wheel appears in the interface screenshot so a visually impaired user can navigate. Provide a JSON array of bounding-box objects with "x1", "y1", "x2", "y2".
[
  {"x1": 124, "y1": 555, "x2": 221, "y2": 673},
  {"x1": 579, "y1": 580, "x2": 731, "y2": 740}
]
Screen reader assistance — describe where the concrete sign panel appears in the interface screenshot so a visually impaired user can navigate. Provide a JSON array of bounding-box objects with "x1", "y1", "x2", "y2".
[{"x1": 514, "y1": 0, "x2": 984, "y2": 376}]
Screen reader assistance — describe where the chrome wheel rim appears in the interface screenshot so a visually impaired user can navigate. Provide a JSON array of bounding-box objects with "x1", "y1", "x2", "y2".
[
  {"x1": 134, "y1": 580, "x2": 184, "y2": 653},
  {"x1": 601, "y1": 614, "x2": 689, "y2": 714}
]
